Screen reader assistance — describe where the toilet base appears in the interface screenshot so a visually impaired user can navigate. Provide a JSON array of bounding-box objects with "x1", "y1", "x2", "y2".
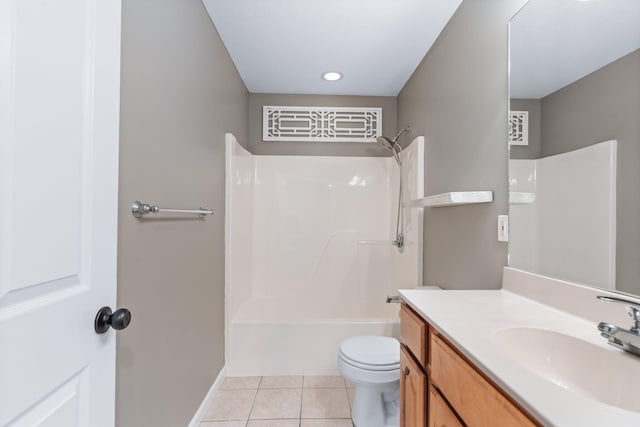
[{"x1": 351, "y1": 381, "x2": 399, "y2": 427}]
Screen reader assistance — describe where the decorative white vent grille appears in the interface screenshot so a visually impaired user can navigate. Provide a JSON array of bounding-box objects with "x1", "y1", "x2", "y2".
[
  {"x1": 263, "y1": 106, "x2": 382, "y2": 142},
  {"x1": 509, "y1": 111, "x2": 529, "y2": 146}
]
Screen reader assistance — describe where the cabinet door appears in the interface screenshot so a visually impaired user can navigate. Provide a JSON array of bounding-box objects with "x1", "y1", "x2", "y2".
[
  {"x1": 400, "y1": 345, "x2": 427, "y2": 427},
  {"x1": 429, "y1": 388, "x2": 463, "y2": 427}
]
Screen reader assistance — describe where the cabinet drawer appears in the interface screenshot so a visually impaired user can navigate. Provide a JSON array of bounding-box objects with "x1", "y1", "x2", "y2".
[
  {"x1": 400, "y1": 304, "x2": 427, "y2": 367},
  {"x1": 430, "y1": 333, "x2": 536, "y2": 427},
  {"x1": 429, "y1": 387, "x2": 463, "y2": 427},
  {"x1": 400, "y1": 345, "x2": 426, "y2": 427}
]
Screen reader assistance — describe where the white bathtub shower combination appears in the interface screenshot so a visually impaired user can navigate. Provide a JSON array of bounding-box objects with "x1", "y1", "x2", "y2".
[{"x1": 225, "y1": 133, "x2": 424, "y2": 375}]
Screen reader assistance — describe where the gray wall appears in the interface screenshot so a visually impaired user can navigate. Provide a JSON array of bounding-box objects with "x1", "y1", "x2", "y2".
[
  {"x1": 540, "y1": 49, "x2": 640, "y2": 295},
  {"x1": 249, "y1": 93, "x2": 397, "y2": 156},
  {"x1": 397, "y1": 0, "x2": 528, "y2": 290},
  {"x1": 117, "y1": 0, "x2": 248, "y2": 425},
  {"x1": 509, "y1": 98, "x2": 541, "y2": 159}
]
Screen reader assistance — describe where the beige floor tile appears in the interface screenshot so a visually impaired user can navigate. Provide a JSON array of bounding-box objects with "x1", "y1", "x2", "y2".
[
  {"x1": 346, "y1": 388, "x2": 355, "y2": 409},
  {"x1": 301, "y1": 388, "x2": 351, "y2": 419},
  {"x1": 203, "y1": 389, "x2": 256, "y2": 421},
  {"x1": 250, "y1": 388, "x2": 303, "y2": 419},
  {"x1": 260, "y1": 376, "x2": 303, "y2": 389},
  {"x1": 303, "y1": 376, "x2": 346, "y2": 388},
  {"x1": 247, "y1": 420, "x2": 300, "y2": 427},
  {"x1": 301, "y1": 420, "x2": 353, "y2": 427},
  {"x1": 345, "y1": 380, "x2": 356, "y2": 389},
  {"x1": 221, "y1": 376, "x2": 262, "y2": 390},
  {"x1": 200, "y1": 422, "x2": 247, "y2": 427}
]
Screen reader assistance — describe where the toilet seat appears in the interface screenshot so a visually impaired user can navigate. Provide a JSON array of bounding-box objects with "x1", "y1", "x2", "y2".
[{"x1": 338, "y1": 336, "x2": 400, "y2": 371}]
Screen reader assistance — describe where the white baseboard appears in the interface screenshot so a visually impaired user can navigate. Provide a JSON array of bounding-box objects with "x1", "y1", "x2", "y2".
[{"x1": 188, "y1": 366, "x2": 226, "y2": 427}]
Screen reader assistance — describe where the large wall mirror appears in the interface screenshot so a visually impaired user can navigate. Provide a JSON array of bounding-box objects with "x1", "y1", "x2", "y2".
[{"x1": 508, "y1": 0, "x2": 640, "y2": 296}]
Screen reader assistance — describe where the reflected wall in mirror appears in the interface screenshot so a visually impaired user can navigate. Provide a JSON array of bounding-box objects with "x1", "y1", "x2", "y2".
[{"x1": 508, "y1": 0, "x2": 640, "y2": 296}]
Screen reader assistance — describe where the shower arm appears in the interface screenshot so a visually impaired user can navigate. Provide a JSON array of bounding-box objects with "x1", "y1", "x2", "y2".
[{"x1": 393, "y1": 127, "x2": 410, "y2": 143}]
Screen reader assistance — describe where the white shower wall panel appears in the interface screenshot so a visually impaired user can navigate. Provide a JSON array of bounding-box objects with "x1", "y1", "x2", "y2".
[
  {"x1": 389, "y1": 137, "x2": 424, "y2": 289},
  {"x1": 509, "y1": 140, "x2": 616, "y2": 289},
  {"x1": 251, "y1": 156, "x2": 393, "y2": 302},
  {"x1": 509, "y1": 159, "x2": 539, "y2": 274},
  {"x1": 225, "y1": 137, "x2": 254, "y2": 318}
]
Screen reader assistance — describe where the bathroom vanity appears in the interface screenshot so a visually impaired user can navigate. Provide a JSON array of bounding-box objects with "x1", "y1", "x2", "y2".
[
  {"x1": 399, "y1": 303, "x2": 536, "y2": 427},
  {"x1": 398, "y1": 268, "x2": 640, "y2": 427}
]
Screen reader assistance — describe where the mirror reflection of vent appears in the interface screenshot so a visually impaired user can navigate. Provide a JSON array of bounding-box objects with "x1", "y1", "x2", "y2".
[
  {"x1": 509, "y1": 111, "x2": 529, "y2": 146},
  {"x1": 263, "y1": 106, "x2": 382, "y2": 142}
]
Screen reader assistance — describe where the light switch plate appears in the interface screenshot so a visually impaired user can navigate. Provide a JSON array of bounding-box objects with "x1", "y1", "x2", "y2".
[{"x1": 498, "y1": 215, "x2": 509, "y2": 242}]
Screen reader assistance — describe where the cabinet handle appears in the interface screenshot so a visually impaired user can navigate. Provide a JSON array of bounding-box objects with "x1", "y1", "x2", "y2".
[{"x1": 403, "y1": 366, "x2": 410, "y2": 377}]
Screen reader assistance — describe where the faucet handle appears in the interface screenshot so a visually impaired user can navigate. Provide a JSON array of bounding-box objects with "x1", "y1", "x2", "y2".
[
  {"x1": 597, "y1": 295, "x2": 640, "y2": 331},
  {"x1": 628, "y1": 307, "x2": 640, "y2": 331}
]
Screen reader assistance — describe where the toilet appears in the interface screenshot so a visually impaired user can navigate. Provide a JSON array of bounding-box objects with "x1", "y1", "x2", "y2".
[{"x1": 337, "y1": 335, "x2": 400, "y2": 427}]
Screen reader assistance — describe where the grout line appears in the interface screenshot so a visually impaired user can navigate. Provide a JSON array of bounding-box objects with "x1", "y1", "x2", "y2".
[
  {"x1": 299, "y1": 385, "x2": 304, "y2": 422},
  {"x1": 245, "y1": 385, "x2": 260, "y2": 423}
]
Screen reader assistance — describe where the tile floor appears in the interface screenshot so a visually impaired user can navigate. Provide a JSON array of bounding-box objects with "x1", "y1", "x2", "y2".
[{"x1": 201, "y1": 376, "x2": 356, "y2": 427}]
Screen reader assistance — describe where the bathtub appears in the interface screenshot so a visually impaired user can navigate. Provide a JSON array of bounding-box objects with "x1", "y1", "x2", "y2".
[
  {"x1": 224, "y1": 133, "x2": 423, "y2": 377},
  {"x1": 226, "y1": 296, "x2": 400, "y2": 376}
]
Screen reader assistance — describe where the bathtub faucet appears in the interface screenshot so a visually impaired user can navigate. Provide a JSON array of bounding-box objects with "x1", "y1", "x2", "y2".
[{"x1": 386, "y1": 295, "x2": 401, "y2": 304}]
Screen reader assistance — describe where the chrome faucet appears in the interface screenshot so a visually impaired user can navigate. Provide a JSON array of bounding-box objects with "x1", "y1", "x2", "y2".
[
  {"x1": 385, "y1": 295, "x2": 401, "y2": 304},
  {"x1": 596, "y1": 295, "x2": 640, "y2": 357}
]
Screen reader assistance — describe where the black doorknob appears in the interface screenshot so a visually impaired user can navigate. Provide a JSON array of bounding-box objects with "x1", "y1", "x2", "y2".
[{"x1": 95, "y1": 306, "x2": 132, "y2": 334}]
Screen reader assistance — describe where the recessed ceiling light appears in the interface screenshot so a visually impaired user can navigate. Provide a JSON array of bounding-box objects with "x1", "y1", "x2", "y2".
[{"x1": 322, "y1": 71, "x2": 342, "y2": 82}]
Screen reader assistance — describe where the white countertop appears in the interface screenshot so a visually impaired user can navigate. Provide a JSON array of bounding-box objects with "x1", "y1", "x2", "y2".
[{"x1": 399, "y1": 288, "x2": 640, "y2": 427}]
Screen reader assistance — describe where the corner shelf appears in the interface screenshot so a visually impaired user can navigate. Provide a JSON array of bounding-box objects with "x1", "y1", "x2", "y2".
[{"x1": 404, "y1": 191, "x2": 493, "y2": 208}]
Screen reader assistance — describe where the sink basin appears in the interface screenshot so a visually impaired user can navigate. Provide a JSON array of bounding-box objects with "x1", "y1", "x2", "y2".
[{"x1": 492, "y1": 327, "x2": 640, "y2": 413}]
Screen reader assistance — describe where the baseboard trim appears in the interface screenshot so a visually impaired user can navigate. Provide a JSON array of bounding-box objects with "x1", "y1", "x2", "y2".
[{"x1": 188, "y1": 366, "x2": 226, "y2": 427}]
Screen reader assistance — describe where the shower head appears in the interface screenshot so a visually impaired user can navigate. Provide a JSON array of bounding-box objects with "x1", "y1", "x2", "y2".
[
  {"x1": 376, "y1": 127, "x2": 410, "y2": 165},
  {"x1": 376, "y1": 136, "x2": 402, "y2": 165},
  {"x1": 376, "y1": 135, "x2": 397, "y2": 152}
]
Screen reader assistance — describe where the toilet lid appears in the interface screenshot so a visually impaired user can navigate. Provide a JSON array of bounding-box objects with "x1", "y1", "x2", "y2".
[{"x1": 339, "y1": 336, "x2": 400, "y2": 369}]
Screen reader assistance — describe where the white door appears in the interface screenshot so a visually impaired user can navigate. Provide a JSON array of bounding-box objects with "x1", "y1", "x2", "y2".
[{"x1": 0, "y1": 0, "x2": 121, "y2": 425}]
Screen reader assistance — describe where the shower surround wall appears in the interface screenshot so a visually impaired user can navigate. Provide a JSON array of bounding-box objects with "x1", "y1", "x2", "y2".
[
  {"x1": 509, "y1": 140, "x2": 617, "y2": 290},
  {"x1": 225, "y1": 134, "x2": 423, "y2": 375}
]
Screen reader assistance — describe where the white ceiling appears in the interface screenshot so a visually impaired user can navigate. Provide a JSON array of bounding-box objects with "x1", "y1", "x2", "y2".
[
  {"x1": 203, "y1": 0, "x2": 462, "y2": 96},
  {"x1": 510, "y1": 0, "x2": 640, "y2": 99}
]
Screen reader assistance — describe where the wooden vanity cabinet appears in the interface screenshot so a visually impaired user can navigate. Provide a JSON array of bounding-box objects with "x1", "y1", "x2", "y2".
[
  {"x1": 400, "y1": 345, "x2": 426, "y2": 427},
  {"x1": 399, "y1": 304, "x2": 428, "y2": 426},
  {"x1": 399, "y1": 303, "x2": 539, "y2": 427}
]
